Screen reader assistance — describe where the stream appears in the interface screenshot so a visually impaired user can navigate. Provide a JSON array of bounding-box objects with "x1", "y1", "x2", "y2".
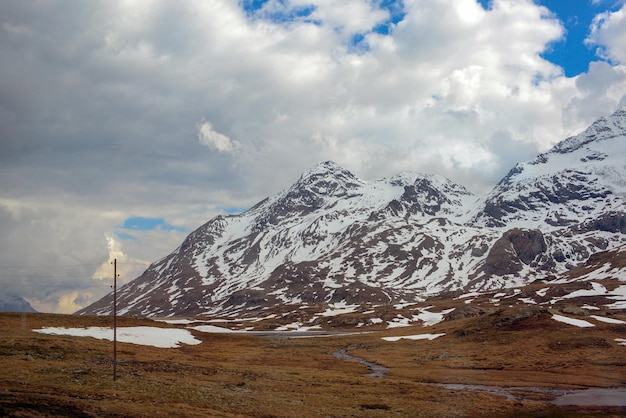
[
  {"x1": 333, "y1": 348, "x2": 390, "y2": 378},
  {"x1": 333, "y1": 348, "x2": 626, "y2": 406}
]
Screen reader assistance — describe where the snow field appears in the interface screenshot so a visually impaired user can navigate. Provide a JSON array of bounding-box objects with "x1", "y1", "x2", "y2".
[
  {"x1": 382, "y1": 333, "x2": 445, "y2": 342},
  {"x1": 551, "y1": 315, "x2": 596, "y2": 328},
  {"x1": 34, "y1": 326, "x2": 202, "y2": 348}
]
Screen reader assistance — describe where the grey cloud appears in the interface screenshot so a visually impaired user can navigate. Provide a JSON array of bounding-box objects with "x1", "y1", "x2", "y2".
[
  {"x1": 564, "y1": 61, "x2": 626, "y2": 129},
  {"x1": 0, "y1": 200, "x2": 109, "y2": 310}
]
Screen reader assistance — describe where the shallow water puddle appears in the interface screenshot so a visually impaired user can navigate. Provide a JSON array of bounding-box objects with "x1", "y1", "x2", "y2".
[
  {"x1": 552, "y1": 387, "x2": 626, "y2": 406},
  {"x1": 436, "y1": 384, "x2": 626, "y2": 406},
  {"x1": 332, "y1": 349, "x2": 626, "y2": 406}
]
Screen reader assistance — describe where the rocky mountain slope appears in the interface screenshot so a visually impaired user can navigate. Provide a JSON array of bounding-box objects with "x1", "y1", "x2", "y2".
[{"x1": 78, "y1": 109, "x2": 626, "y2": 320}]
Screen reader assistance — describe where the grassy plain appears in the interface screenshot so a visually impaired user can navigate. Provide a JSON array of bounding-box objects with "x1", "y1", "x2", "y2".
[{"x1": 1, "y1": 310, "x2": 625, "y2": 417}]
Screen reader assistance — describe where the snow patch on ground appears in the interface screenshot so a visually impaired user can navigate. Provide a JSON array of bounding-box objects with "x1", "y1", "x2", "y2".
[
  {"x1": 191, "y1": 325, "x2": 237, "y2": 333},
  {"x1": 274, "y1": 322, "x2": 322, "y2": 331},
  {"x1": 604, "y1": 285, "x2": 626, "y2": 309},
  {"x1": 414, "y1": 307, "x2": 455, "y2": 326},
  {"x1": 387, "y1": 316, "x2": 412, "y2": 328},
  {"x1": 382, "y1": 333, "x2": 445, "y2": 342},
  {"x1": 551, "y1": 315, "x2": 596, "y2": 328},
  {"x1": 320, "y1": 303, "x2": 359, "y2": 317},
  {"x1": 590, "y1": 315, "x2": 626, "y2": 324},
  {"x1": 33, "y1": 326, "x2": 202, "y2": 348},
  {"x1": 563, "y1": 282, "x2": 607, "y2": 299}
]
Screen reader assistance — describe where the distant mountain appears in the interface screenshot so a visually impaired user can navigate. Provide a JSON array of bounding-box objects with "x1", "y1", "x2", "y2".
[
  {"x1": 78, "y1": 108, "x2": 626, "y2": 320},
  {"x1": 0, "y1": 294, "x2": 37, "y2": 313}
]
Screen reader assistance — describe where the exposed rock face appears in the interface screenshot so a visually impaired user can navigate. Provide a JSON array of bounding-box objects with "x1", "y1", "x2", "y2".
[
  {"x1": 575, "y1": 212, "x2": 626, "y2": 234},
  {"x1": 78, "y1": 109, "x2": 626, "y2": 318},
  {"x1": 491, "y1": 305, "x2": 548, "y2": 328},
  {"x1": 444, "y1": 305, "x2": 491, "y2": 321},
  {"x1": 483, "y1": 229, "x2": 547, "y2": 276}
]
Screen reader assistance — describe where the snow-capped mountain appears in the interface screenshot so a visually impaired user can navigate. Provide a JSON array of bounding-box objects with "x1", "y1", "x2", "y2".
[
  {"x1": 467, "y1": 108, "x2": 626, "y2": 289},
  {"x1": 78, "y1": 109, "x2": 626, "y2": 319},
  {"x1": 473, "y1": 109, "x2": 626, "y2": 229}
]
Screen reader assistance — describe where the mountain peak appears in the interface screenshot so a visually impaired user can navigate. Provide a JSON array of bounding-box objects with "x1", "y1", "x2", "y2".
[
  {"x1": 293, "y1": 161, "x2": 364, "y2": 194},
  {"x1": 302, "y1": 160, "x2": 344, "y2": 175},
  {"x1": 298, "y1": 161, "x2": 358, "y2": 181},
  {"x1": 551, "y1": 107, "x2": 626, "y2": 155},
  {"x1": 246, "y1": 162, "x2": 365, "y2": 229},
  {"x1": 494, "y1": 107, "x2": 625, "y2": 188},
  {"x1": 472, "y1": 108, "x2": 626, "y2": 228}
]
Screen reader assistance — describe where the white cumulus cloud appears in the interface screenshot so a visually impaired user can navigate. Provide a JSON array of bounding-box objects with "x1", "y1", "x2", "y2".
[
  {"x1": 197, "y1": 121, "x2": 241, "y2": 154},
  {"x1": 587, "y1": 6, "x2": 626, "y2": 64}
]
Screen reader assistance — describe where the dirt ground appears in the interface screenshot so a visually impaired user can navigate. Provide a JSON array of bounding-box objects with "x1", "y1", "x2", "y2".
[{"x1": 1, "y1": 311, "x2": 625, "y2": 417}]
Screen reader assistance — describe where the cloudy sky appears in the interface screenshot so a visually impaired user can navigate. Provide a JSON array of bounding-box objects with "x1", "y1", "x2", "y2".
[{"x1": 1, "y1": 0, "x2": 625, "y2": 313}]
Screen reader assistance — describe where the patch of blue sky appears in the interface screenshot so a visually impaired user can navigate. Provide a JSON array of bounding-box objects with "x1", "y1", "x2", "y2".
[
  {"x1": 241, "y1": 0, "x2": 616, "y2": 77},
  {"x1": 349, "y1": 1, "x2": 405, "y2": 53},
  {"x1": 241, "y1": 1, "x2": 405, "y2": 52},
  {"x1": 374, "y1": 0, "x2": 406, "y2": 35},
  {"x1": 348, "y1": 33, "x2": 369, "y2": 54},
  {"x1": 536, "y1": 0, "x2": 595, "y2": 77},
  {"x1": 536, "y1": 0, "x2": 622, "y2": 77},
  {"x1": 240, "y1": 0, "x2": 268, "y2": 14},
  {"x1": 471, "y1": 0, "x2": 620, "y2": 77},
  {"x1": 476, "y1": 0, "x2": 491, "y2": 11},
  {"x1": 241, "y1": 0, "x2": 318, "y2": 24},
  {"x1": 114, "y1": 232, "x2": 136, "y2": 241},
  {"x1": 120, "y1": 216, "x2": 185, "y2": 232}
]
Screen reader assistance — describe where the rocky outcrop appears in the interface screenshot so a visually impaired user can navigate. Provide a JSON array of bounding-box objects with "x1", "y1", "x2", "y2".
[
  {"x1": 483, "y1": 229, "x2": 547, "y2": 276},
  {"x1": 575, "y1": 212, "x2": 626, "y2": 234}
]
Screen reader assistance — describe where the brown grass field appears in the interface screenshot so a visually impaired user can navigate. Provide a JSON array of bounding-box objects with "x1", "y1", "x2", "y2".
[{"x1": 1, "y1": 310, "x2": 625, "y2": 417}]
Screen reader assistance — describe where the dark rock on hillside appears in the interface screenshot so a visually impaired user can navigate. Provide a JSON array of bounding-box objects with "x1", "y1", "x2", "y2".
[
  {"x1": 575, "y1": 212, "x2": 626, "y2": 234},
  {"x1": 491, "y1": 305, "x2": 547, "y2": 328},
  {"x1": 444, "y1": 305, "x2": 491, "y2": 321},
  {"x1": 483, "y1": 229, "x2": 547, "y2": 276}
]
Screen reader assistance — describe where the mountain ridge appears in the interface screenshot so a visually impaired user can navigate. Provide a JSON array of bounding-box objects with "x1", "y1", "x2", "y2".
[{"x1": 78, "y1": 108, "x2": 626, "y2": 320}]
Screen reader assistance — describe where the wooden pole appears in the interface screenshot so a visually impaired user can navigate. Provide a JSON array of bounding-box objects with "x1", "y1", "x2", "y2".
[{"x1": 113, "y1": 258, "x2": 117, "y2": 381}]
